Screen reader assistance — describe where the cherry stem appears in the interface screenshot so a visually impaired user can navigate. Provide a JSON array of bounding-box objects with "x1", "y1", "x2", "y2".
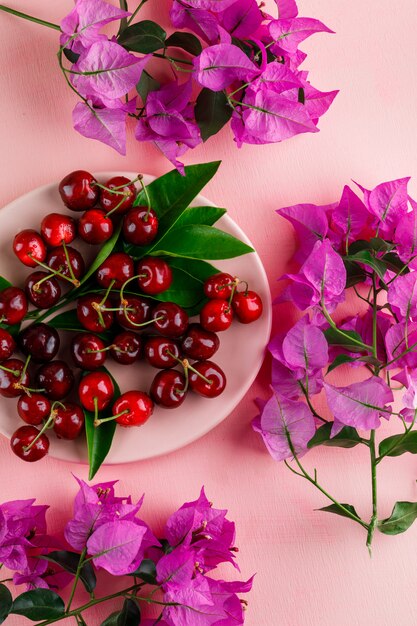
[
  {"x1": 165, "y1": 351, "x2": 213, "y2": 386},
  {"x1": 61, "y1": 240, "x2": 78, "y2": 285},
  {"x1": 95, "y1": 409, "x2": 129, "y2": 427},
  {"x1": 100, "y1": 280, "x2": 116, "y2": 307},
  {"x1": 228, "y1": 278, "x2": 240, "y2": 309},
  {"x1": 138, "y1": 176, "x2": 152, "y2": 221},
  {"x1": 29, "y1": 255, "x2": 79, "y2": 287},
  {"x1": 23, "y1": 401, "x2": 63, "y2": 452},
  {"x1": 33, "y1": 272, "x2": 57, "y2": 292},
  {"x1": 0, "y1": 363, "x2": 20, "y2": 376},
  {"x1": 93, "y1": 174, "x2": 142, "y2": 195},
  {"x1": 119, "y1": 274, "x2": 147, "y2": 303},
  {"x1": 87, "y1": 344, "x2": 126, "y2": 354}
]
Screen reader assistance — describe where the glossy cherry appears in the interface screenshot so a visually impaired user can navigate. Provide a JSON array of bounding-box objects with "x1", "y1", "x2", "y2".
[
  {"x1": 40, "y1": 213, "x2": 77, "y2": 247},
  {"x1": 71, "y1": 333, "x2": 107, "y2": 370},
  {"x1": 18, "y1": 323, "x2": 60, "y2": 363},
  {"x1": 47, "y1": 246, "x2": 85, "y2": 283},
  {"x1": 99, "y1": 176, "x2": 136, "y2": 215},
  {"x1": 0, "y1": 328, "x2": 16, "y2": 362},
  {"x1": 144, "y1": 337, "x2": 180, "y2": 369},
  {"x1": 0, "y1": 359, "x2": 30, "y2": 398},
  {"x1": 0, "y1": 287, "x2": 27, "y2": 326},
  {"x1": 136, "y1": 257, "x2": 172, "y2": 295},
  {"x1": 123, "y1": 207, "x2": 159, "y2": 246},
  {"x1": 59, "y1": 170, "x2": 99, "y2": 211},
  {"x1": 11, "y1": 425, "x2": 49, "y2": 462},
  {"x1": 200, "y1": 299, "x2": 233, "y2": 332},
  {"x1": 36, "y1": 360, "x2": 74, "y2": 400},
  {"x1": 78, "y1": 209, "x2": 113, "y2": 245},
  {"x1": 77, "y1": 295, "x2": 114, "y2": 333},
  {"x1": 17, "y1": 393, "x2": 51, "y2": 426},
  {"x1": 96, "y1": 252, "x2": 134, "y2": 289},
  {"x1": 116, "y1": 296, "x2": 151, "y2": 330},
  {"x1": 53, "y1": 403, "x2": 85, "y2": 439},
  {"x1": 79, "y1": 371, "x2": 114, "y2": 412},
  {"x1": 153, "y1": 302, "x2": 188, "y2": 338},
  {"x1": 181, "y1": 323, "x2": 220, "y2": 361},
  {"x1": 25, "y1": 271, "x2": 61, "y2": 309},
  {"x1": 204, "y1": 272, "x2": 234, "y2": 300},
  {"x1": 111, "y1": 391, "x2": 153, "y2": 427},
  {"x1": 189, "y1": 360, "x2": 226, "y2": 398},
  {"x1": 150, "y1": 369, "x2": 186, "y2": 409},
  {"x1": 110, "y1": 332, "x2": 141, "y2": 365},
  {"x1": 232, "y1": 290, "x2": 263, "y2": 324},
  {"x1": 13, "y1": 229, "x2": 47, "y2": 268}
]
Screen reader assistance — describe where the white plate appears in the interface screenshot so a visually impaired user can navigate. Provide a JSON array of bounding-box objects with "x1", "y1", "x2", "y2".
[{"x1": 0, "y1": 172, "x2": 271, "y2": 463}]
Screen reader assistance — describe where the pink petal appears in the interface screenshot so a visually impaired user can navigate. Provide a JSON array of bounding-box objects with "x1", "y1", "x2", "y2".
[
  {"x1": 269, "y1": 17, "x2": 334, "y2": 54},
  {"x1": 87, "y1": 520, "x2": 146, "y2": 575},
  {"x1": 73, "y1": 102, "x2": 127, "y2": 154},
  {"x1": 193, "y1": 43, "x2": 260, "y2": 91}
]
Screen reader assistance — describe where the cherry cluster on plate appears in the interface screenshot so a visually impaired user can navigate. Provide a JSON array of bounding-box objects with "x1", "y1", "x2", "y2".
[{"x1": 0, "y1": 170, "x2": 263, "y2": 463}]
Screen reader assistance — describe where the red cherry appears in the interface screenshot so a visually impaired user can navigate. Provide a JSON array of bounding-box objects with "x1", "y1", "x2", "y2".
[
  {"x1": 79, "y1": 371, "x2": 114, "y2": 411},
  {"x1": 18, "y1": 324, "x2": 60, "y2": 363},
  {"x1": 0, "y1": 287, "x2": 28, "y2": 325},
  {"x1": 144, "y1": 337, "x2": 180, "y2": 369},
  {"x1": 71, "y1": 333, "x2": 107, "y2": 370},
  {"x1": 150, "y1": 369, "x2": 186, "y2": 409},
  {"x1": 40, "y1": 213, "x2": 77, "y2": 247},
  {"x1": 115, "y1": 296, "x2": 151, "y2": 330},
  {"x1": 13, "y1": 230, "x2": 46, "y2": 268},
  {"x1": 18, "y1": 393, "x2": 51, "y2": 426},
  {"x1": 77, "y1": 295, "x2": 114, "y2": 333},
  {"x1": 153, "y1": 302, "x2": 189, "y2": 338},
  {"x1": 0, "y1": 329, "x2": 16, "y2": 362},
  {"x1": 111, "y1": 391, "x2": 153, "y2": 427},
  {"x1": 36, "y1": 361, "x2": 74, "y2": 400},
  {"x1": 96, "y1": 253, "x2": 134, "y2": 289},
  {"x1": 100, "y1": 176, "x2": 136, "y2": 215},
  {"x1": 189, "y1": 360, "x2": 226, "y2": 398},
  {"x1": 47, "y1": 246, "x2": 85, "y2": 282},
  {"x1": 200, "y1": 299, "x2": 233, "y2": 332},
  {"x1": 204, "y1": 273, "x2": 234, "y2": 300},
  {"x1": 123, "y1": 207, "x2": 159, "y2": 245},
  {"x1": 25, "y1": 272, "x2": 61, "y2": 309},
  {"x1": 78, "y1": 209, "x2": 114, "y2": 245},
  {"x1": 0, "y1": 359, "x2": 30, "y2": 398},
  {"x1": 59, "y1": 170, "x2": 99, "y2": 211},
  {"x1": 232, "y1": 290, "x2": 263, "y2": 324},
  {"x1": 136, "y1": 257, "x2": 172, "y2": 295},
  {"x1": 110, "y1": 332, "x2": 141, "y2": 365},
  {"x1": 181, "y1": 323, "x2": 220, "y2": 361},
  {"x1": 11, "y1": 425, "x2": 49, "y2": 462},
  {"x1": 53, "y1": 403, "x2": 85, "y2": 439}
]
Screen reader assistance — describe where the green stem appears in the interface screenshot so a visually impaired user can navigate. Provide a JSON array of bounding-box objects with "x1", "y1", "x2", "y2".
[
  {"x1": 66, "y1": 548, "x2": 87, "y2": 613},
  {"x1": 366, "y1": 430, "x2": 378, "y2": 553},
  {"x1": 152, "y1": 52, "x2": 194, "y2": 66},
  {"x1": 321, "y1": 300, "x2": 374, "y2": 353},
  {"x1": 298, "y1": 382, "x2": 327, "y2": 422},
  {"x1": 126, "y1": 0, "x2": 149, "y2": 26},
  {"x1": 0, "y1": 5, "x2": 60, "y2": 30}
]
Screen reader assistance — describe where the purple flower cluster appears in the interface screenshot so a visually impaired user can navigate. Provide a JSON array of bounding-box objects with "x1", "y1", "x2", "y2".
[{"x1": 59, "y1": 0, "x2": 337, "y2": 171}]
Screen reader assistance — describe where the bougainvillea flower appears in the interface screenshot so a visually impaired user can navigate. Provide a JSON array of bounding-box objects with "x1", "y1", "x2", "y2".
[
  {"x1": 364, "y1": 177, "x2": 410, "y2": 238},
  {"x1": 387, "y1": 272, "x2": 417, "y2": 321},
  {"x1": 87, "y1": 520, "x2": 147, "y2": 575},
  {"x1": 277, "y1": 202, "x2": 329, "y2": 262},
  {"x1": 282, "y1": 316, "x2": 328, "y2": 372},
  {"x1": 72, "y1": 102, "x2": 127, "y2": 154},
  {"x1": 330, "y1": 185, "x2": 370, "y2": 244},
  {"x1": 269, "y1": 17, "x2": 333, "y2": 55},
  {"x1": 394, "y1": 196, "x2": 417, "y2": 267},
  {"x1": 193, "y1": 43, "x2": 261, "y2": 91},
  {"x1": 384, "y1": 321, "x2": 417, "y2": 370},
  {"x1": 220, "y1": 0, "x2": 263, "y2": 39},
  {"x1": 180, "y1": 0, "x2": 239, "y2": 11},
  {"x1": 274, "y1": 0, "x2": 298, "y2": 19},
  {"x1": 0, "y1": 500, "x2": 48, "y2": 572},
  {"x1": 170, "y1": 1, "x2": 221, "y2": 43}
]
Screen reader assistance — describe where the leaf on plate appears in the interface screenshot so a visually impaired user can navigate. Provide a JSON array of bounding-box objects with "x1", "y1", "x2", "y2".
[{"x1": 80, "y1": 221, "x2": 122, "y2": 286}]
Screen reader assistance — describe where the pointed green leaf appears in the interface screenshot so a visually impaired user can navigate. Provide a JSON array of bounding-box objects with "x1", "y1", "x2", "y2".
[
  {"x1": 128, "y1": 559, "x2": 157, "y2": 584},
  {"x1": 318, "y1": 503, "x2": 360, "y2": 520},
  {"x1": 136, "y1": 70, "x2": 160, "y2": 102},
  {"x1": 80, "y1": 221, "x2": 122, "y2": 286},
  {"x1": 0, "y1": 276, "x2": 12, "y2": 291},
  {"x1": 382, "y1": 252, "x2": 409, "y2": 275},
  {"x1": 166, "y1": 31, "x2": 202, "y2": 55},
  {"x1": 195, "y1": 89, "x2": 233, "y2": 141},
  {"x1": 11, "y1": 589, "x2": 65, "y2": 621},
  {"x1": 327, "y1": 353, "x2": 379, "y2": 373},
  {"x1": 308, "y1": 422, "x2": 362, "y2": 449},
  {"x1": 324, "y1": 328, "x2": 366, "y2": 353},
  {"x1": 41, "y1": 551, "x2": 96, "y2": 593},
  {"x1": 118, "y1": 20, "x2": 166, "y2": 53},
  {"x1": 167, "y1": 258, "x2": 219, "y2": 282},
  {"x1": 0, "y1": 584, "x2": 12, "y2": 624},
  {"x1": 344, "y1": 250, "x2": 387, "y2": 280},
  {"x1": 344, "y1": 260, "x2": 367, "y2": 287},
  {"x1": 378, "y1": 501, "x2": 417, "y2": 535},
  {"x1": 378, "y1": 431, "x2": 417, "y2": 458},
  {"x1": 101, "y1": 612, "x2": 120, "y2": 626},
  {"x1": 117, "y1": 599, "x2": 141, "y2": 626}
]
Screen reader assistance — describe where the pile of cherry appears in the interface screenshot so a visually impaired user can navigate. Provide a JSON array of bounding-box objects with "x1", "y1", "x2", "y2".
[{"x1": 0, "y1": 170, "x2": 263, "y2": 463}]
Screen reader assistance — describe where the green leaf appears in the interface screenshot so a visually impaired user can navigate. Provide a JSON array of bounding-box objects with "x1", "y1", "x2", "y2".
[
  {"x1": 297, "y1": 87, "x2": 305, "y2": 104},
  {"x1": 123, "y1": 266, "x2": 205, "y2": 308},
  {"x1": 383, "y1": 252, "x2": 409, "y2": 275},
  {"x1": 0, "y1": 276, "x2": 12, "y2": 291},
  {"x1": 195, "y1": 89, "x2": 233, "y2": 141},
  {"x1": 80, "y1": 221, "x2": 122, "y2": 286},
  {"x1": 117, "y1": 599, "x2": 141, "y2": 626},
  {"x1": 11, "y1": 589, "x2": 65, "y2": 621},
  {"x1": 327, "y1": 353, "x2": 379, "y2": 373},
  {"x1": 0, "y1": 584, "x2": 12, "y2": 624},
  {"x1": 378, "y1": 501, "x2": 417, "y2": 535},
  {"x1": 308, "y1": 422, "x2": 362, "y2": 449},
  {"x1": 324, "y1": 328, "x2": 366, "y2": 353},
  {"x1": 118, "y1": 20, "x2": 166, "y2": 53},
  {"x1": 84, "y1": 367, "x2": 121, "y2": 480},
  {"x1": 344, "y1": 260, "x2": 367, "y2": 288},
  {"x1": 101, "y1": 612, "x2": 120, "y2": 626},
  {"x1": 136, "y1": 70, "x2": 160, "y2": 102},
  {"x1": 41, "y1": 551, "x2": 96, "y2": 593},
  {"x1": 150, "y1": 224, "x2": 253, "y2": 260},
  {"x1": 133, "y1": 162, "x2": 221, "y2": 218},
  {"x1": 167, "y1": 258, "x2": 219, "y2": 282},
  {"x1": 128, "y1": 559, "x2": 157, "y2": 584},
  {"x1": 378, "y1": 431, "x2": 417, "y2": 458},
  {"x1": 318, "y1": 503, "x2": 360, "y2": 520},
  {"x1": 344, "y1": 250, "x2": 387, "y2": 280},
  {"x1": 47, "y1": 309, "x2": 112, "y2": 342},
  {"x1": 165, "y1": 31, "x2": 202, "y2": 55}
]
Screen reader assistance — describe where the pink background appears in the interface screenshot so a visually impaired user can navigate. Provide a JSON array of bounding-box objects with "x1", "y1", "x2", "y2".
[{"x1": 1, "y1": 1, "x2": 417, "y2": 624}]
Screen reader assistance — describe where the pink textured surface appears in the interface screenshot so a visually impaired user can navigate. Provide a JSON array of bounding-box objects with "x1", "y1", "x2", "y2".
[{"x1": 1, "y1": 1, "x2": 417, "y2": 624}]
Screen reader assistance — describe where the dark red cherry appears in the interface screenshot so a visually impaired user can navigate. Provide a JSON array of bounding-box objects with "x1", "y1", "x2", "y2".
[
  {"x1": 122, "y1": 207, "x2": 159, "y2": 246},
  {"x1": 13, "y1": 229, "x2": 47, "y2": 268},
  {"x1": 144, "y1": 337, "x2": 180, "y2": 369},
  {"x1": 116, "y1": 296, "x2": 151, "y2": 330},
  {"x1": 36, "y1": 361, "x2": 74, "y2": 400},
  {"x1": 232, "y1": 290, "x2": 263, "y2": 324},
  {"x1": 47, "y1": 246, "x2": 85, "y2": 283},
  {"x1": 59, "y1": 170, "x2": 99, "y2": 211},
  {"x1": 78, "y1": 209, "x2": 114, "y2": 245},
  {"x1": 0, "y1": 359, "x2": 30, "y2": 397},
  {"x1": 25, "y1": 272, "x2": 61, "y2": 309},
  {"x1": 200, "y1": 299, "x2": 233, "y2": 332},
  {"x1": 181, "y1": 323, "x2": 220, "y2": 361},
  {"x1": 153, "y1": 302, "x2": 188, "y2": 338},
  {"x1": 18, "y1": 324, "x2": 60, "y2": 363},
  {"x1": 0, "y1": 329, "x2": 16, "y2": 362},
  {"x1": 204, "y1": 273, "x2": 234, "y2": 300},
  {"x1": 17, "y1": 393, "x2": 51, "y2": 426},
  {"x1": 111, "y1": 391, "x2": 153, "y2": 427},
  {"x1": 136, "y1": 257, "x2": 172, "y2": 295},
  {"x1": 71, "y1": 333, "x2": 107, "y2": 370},
  {"x1": 189, "y1": 360, "x2": 226, "y2": 398},
  {"x1": 79, "y1": 371, "x2": 114, "y2": 411},
  {"x1": 150, "y1": 369, "x2": 186, "y2": 409},
  {"x1": 11, "y1": 425, "x2": 49, "y2": 462},
  {"x1": 0, "y1": 288, "x2": 28, "y2": 326},
  {"x1": 100, "y1": 176, "x2": 136, "y2": 215},
  {"x1": 110, "y1": 332, "x2": 141, "y2": 365},
  {"x1": 77, "y1": 295, "x2": 114, "y2": 333},
  {"x1": 40, "y1": 213, "x2": 77, "y2": 247},
  {"x1": 53, "y1": 403, "x2": 84, "y2": 439},
  {"x1": 96, "y1": 253, "x2": 134, "y2": 289}
]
